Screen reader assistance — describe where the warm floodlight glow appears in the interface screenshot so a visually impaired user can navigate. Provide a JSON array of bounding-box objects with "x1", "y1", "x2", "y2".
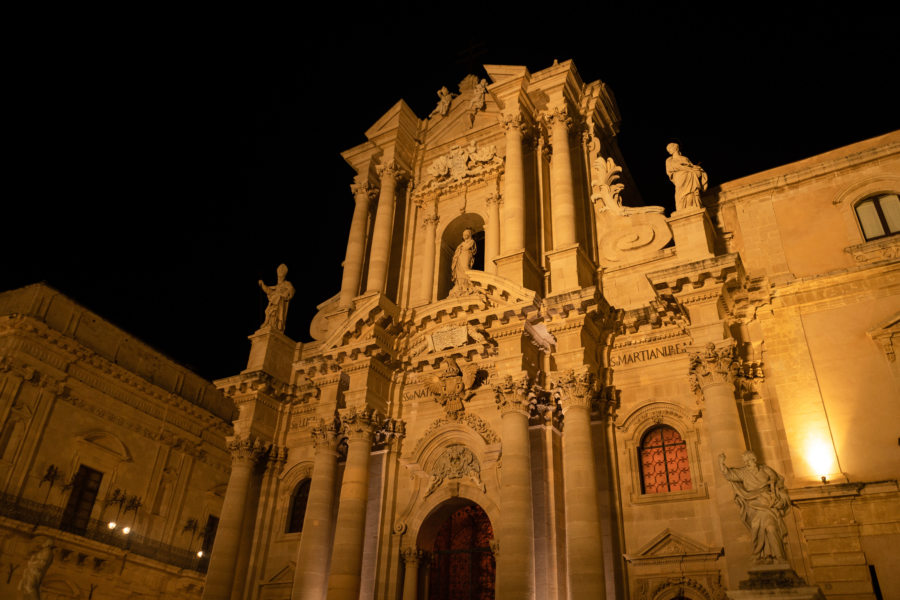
[
  {"x1": 107, "y1": 521, "x2": 117, "y2": 529},
  {"x1": 122, "y1": 526, "x2": 131, "y2": 535},
  {"x1": 197, "y1": 550, "x2": 204, "y2": 558},
  {"x1": 806, "y1": 440, "x2": 834, "y2": 480}
]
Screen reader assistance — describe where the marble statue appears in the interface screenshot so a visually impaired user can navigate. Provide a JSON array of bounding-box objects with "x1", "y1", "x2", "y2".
[
  {"x1": 449, "y1": 229, "x2": 477, "y2": 296},
  {"x1": 429, "y1": 86, "x2": 454, "y2": 117},
  {"x1": 258, "y1": 263, "x2": 295, "y2": 332},
  {"x1": 666, "y1": 143, "x2": 708, "y2": 210},
  {"x1": 719, "y1": 451, "x2": 791, "y2": 563},
  {"x1": 470, "y1": 78, "x2": 488, "y2": 112},
  {"x1": 18, "y1": 540, "x2": 54, "y2": 600}
]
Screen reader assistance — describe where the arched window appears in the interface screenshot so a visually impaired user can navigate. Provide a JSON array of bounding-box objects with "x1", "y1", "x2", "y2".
[
  {"x1": 286, "y1": 479, "x2": 311, "y2": 533},
  {"x1": 855, "y1": 193, "x2": 900, "y2": 241},
  {"x1": 639, "y1": 426, "x2": 692, "y2": 494}
]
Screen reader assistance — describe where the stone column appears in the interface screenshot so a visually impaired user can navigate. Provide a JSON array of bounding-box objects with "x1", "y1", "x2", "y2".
[
  {"x1": 556, "y1": 371, "x2": 607, "y2": 599},
  {"x1": 485, "y1": 192, "x2": 502, "y2": 274},
  {"x1": 420, "y1": 204, "x2": 439, "y2": 304},
  {"x1": 689, "y1": 341, "x2": 751, "y2": 586},
  {"x1": 366, "y1": 161, "x2": 404, "y2": 294},
  {"x1": 545, "y1": 106, "x2": 577, "y2": 247},
  {"x1": 291, "y1": 418, "x2": 341, "y2": 600},
  {"x1": 400, "y1": 547, "x2": 424, "y2": 600},
  {"x1": 327, "y1": 407, "x2": 380, "y2": 600},
  {"x1": 500, "y1": 112, "x2": 526, "y2": 254},
  {"x1": 202, "y1": 435, "x2": 267, "y2": 600},
  {"x1": 340, "y1": 179, "x2": 377, "y2": 307},
  {"x1": 493, "y1": 375, "x2": 536, "y2": 599}
]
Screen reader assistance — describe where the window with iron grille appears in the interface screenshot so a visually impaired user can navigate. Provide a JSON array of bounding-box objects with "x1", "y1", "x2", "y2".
[{"x1": 639, "y1": 425, "x2": 692, "y2": 494}]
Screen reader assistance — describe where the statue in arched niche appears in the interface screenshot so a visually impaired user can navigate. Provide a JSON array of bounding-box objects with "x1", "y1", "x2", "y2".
[{"x1": 449, "y1": 228, "x2": 477, "y2": 297}]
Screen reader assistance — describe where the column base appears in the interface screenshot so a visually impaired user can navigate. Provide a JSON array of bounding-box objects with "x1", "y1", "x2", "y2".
[
  {"x1": 246, "y1": 327, "x2": 296, "y2": 381},
  {"x1": 494, "y1": 249, "x2": 542, "y2": 293},
  {"x1": 726, "y1": 565, "x2": 825, "y2": 600},
  {"x1": 668, "y1": 207, "x2": 717, "y2": 261},
  {"x1": 545, "y1": 243, "x2": 594, "y2": 294}
]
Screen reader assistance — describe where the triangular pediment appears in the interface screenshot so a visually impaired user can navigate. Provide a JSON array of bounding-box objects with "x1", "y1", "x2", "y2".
[
  {"x1": 365, "y1": 99, "x2": 419, "y2": 142},
  {"x1": 625, "y1": 529, "x2": 723, "y2": 564},
  {"x1": 422, "y1": 77, "x2": 503, "y2": 148}
]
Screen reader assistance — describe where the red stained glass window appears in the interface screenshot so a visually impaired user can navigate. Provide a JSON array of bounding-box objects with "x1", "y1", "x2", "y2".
[
  {"x1": 429, "y1": 504, "x2": 495, "y2": 600},
  {"x1": 639, "y1": 426, "x2": 692, "y2": 494}
]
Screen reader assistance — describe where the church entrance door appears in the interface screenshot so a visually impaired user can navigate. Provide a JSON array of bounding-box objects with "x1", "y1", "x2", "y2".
[{"x1": 427, "y1": 503, "x2": 495, "y2": 600}]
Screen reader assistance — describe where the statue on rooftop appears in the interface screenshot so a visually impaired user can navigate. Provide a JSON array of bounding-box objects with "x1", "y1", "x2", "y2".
[
  {"x1": 258, "y1": 263, "x2": 295, "y2": 332},
  {"x1": 719, "y1": 450, "x2": 791, "y2": 563},
  {"x1": 449, "y1": 229, "x2": 477, "y2": 297},
  {"x1": 470, "y1": 78, "x2": 488, "y2": 113},
  {"x1": 429, "y1": 86, "x2": 455, "y2": 118},
  {"x1": 666, "y1": 143, "x2": 708, "y2": 210}
]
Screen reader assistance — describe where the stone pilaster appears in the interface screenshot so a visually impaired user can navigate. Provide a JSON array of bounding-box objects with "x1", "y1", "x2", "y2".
[
  {"x1": 485, "y1": 192, "x2": 502, "y2": 274},
  {"x1": 500, "y1": 111, "x2": 526, "y2": 254},
  {"x1": 326, "y1": 406, "x2": 382, "y2": 600},
  {"x1": 400, "y1": 547, "x2": 425, "y2": 600},
  {"x1": 544, "y1": 106, "x2": 577, "y2": 247},
  {"x1": 367, "y1": 161, "x2": 405, "y2": 294},
  {"x1": 420, "y1": 205, "x2": 439, "y2": 304},
  {"x1": 340, "y1": 179, "x2": 378, "y2": 307},
  {"x1": 493, "y1": 375, "x2": 536, "y2": 599},
  {"x1": 292, "y1": 417, "x2": 342, "y2": 600},
  {"x1": 689, "y1": 340, "x2": 752, "y2": 587},
  {"x1": 202, "y1": 434, "x2": 268, "y2": 600},
  {"x1": 554, "y1": 370, "x2": 607, "y2": 599}
]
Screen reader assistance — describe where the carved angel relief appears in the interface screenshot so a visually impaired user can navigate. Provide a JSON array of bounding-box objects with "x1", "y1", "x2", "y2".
[{"x1": 424, "y1": 357, "x2": 487, "y2": 418}]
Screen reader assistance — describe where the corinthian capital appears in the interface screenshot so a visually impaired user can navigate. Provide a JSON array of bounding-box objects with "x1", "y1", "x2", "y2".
[
  {"x1": 422, "y1": 213, "x2": 440, "y2": 228},
  {"x1": 551, "y1": 370, "x2": 598, "y2": 411},
  {"x1": 689, "y1": 341, "x2": 739, "y2": 393},
  {"x1": 498, "y1": 111, "x2": 527, "y2": 134},
  {"x1": 226, "y1": 434, "x2": 269, "y2": 464},
  {"x1": 311, "y1": 414, "x2": 342, "y2": 452},
  {"x1": 350, "y1": 180, "x2": 379, "y2": 204},
  {"x1": 376, "y1": 160, "x2": 408, "y2": 183},
  {"x1": 542, "y1": 105, "x2": 572, "y2": 131},
  {"x1": 493, "y1": 374, "x2": 533, "y2": 416},
  {"x1": 340, "y1": 405, "x2": 384, "y2": 442}
]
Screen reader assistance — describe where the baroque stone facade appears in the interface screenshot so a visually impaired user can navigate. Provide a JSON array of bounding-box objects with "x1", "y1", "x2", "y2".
[
  {"x1": 0, "y1": 284, "x2": 233, "y2": 599},
  {"x1": 201, "y1": 61, "x2": 899, "y2": 600}
]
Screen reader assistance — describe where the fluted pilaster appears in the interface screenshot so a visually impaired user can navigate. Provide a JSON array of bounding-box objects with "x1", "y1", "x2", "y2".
[
  {"x1": 340, "y1": 179, "x2": 378, "y2": 307},
  {"x1": 367, "y1": 161, "x2": 405, "y2": 294},
  {"x1": 499, "y1": 112, "x2": 526, "y2": 254},
  {"x1": 544, "y1": 106, "x2": 577, "y2": 247},
  {"x1": 420, "y1": 202, "x2": 439, "y2": 304}
]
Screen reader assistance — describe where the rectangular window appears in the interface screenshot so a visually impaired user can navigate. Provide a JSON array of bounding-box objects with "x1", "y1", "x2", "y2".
[{"x1": 60, "y1": 465, "x2": 104, "y2": 535}]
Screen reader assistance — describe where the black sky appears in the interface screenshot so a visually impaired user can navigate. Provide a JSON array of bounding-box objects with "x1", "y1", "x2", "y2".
[{"x1": 4, "y1": 8, "x2": 898, "y2": 380}]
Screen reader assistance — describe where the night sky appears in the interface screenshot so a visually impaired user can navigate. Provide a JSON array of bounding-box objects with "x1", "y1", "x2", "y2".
[{"x1": 4, "y1": 8, "x2": 898, "y2": 381}]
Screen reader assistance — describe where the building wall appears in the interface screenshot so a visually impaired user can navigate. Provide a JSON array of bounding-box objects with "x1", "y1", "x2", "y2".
[{"x1": 0, "y1": 284, "x2": 232, "y2": 600}]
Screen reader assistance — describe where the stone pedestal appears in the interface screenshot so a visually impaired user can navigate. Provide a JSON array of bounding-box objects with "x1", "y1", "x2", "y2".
[
  {"x1": 494, "y1": 249, "x2": 543, "y2": 292},
  {"x1": 727, "y1": 565, "x2": 825, "y2": 600},
  {"x1": 545, "y1": 244, "x2": 594, "y2": 294},
  {"x1": 668, "y1": 207, "x2": 716, "y2": 261},
  {"x1": 246, "y1": 327, "x2": 295, "y2": 381}
]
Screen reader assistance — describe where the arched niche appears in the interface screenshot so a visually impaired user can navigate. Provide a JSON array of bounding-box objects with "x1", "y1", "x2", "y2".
[{"x1": 437, "y1": 213, "x2": 486, "y2": 300}]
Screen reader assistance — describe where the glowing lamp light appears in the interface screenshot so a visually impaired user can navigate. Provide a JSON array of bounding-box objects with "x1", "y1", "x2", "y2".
[
  {"x1": 107, "y1": 522, "x2": 117, "y2": 530},
  {"x1": 806, "y1": 440, "x2": 834, "y2": 483},
  {"x1": 197, "y1": 550, "x2": 204, "y2": 558},
  {"x1": 122, "y1": 526, "x2": 131, "y2": 535}
]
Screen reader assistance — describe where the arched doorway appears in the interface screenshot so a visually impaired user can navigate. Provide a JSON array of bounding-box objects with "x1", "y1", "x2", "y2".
[{"x1": 420, "y1": 501, "x2": 495, "y2": 600}]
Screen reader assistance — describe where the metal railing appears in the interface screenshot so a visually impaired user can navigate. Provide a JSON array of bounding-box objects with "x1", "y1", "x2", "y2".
[{"x1": 0, "y1": 492, "x2": 208, "y2": 573}]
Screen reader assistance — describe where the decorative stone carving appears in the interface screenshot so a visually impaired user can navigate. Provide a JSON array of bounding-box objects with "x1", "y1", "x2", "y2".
[
  {"x1": 350, "y1": 179, "x2": 378, "y2": 204},
  {"x1": 377, "y1": 159, "x2": 407, "y2": 182},
  {"x1": 418, "y1": 142, "x2": 503, "y2": 195},
  {"x1": 591, "y1": 154, "x2": 626, "y2": 213},
  {"x1": 340, "y1": 405, "x2": 383, "y2": 441},
  {"x1": 666, "y1": 143, "x2": 708, "y2": 211},
  {"x1": 689, "y1": 342, "x2": 739, "y2": 393},
  {"x1": 414, "y1": 414, "x2": 499, "y2": 456},
  {"x1": 258, "y1": 264, "x2": 295, "y2": 332},
  {"x1": 449, "y1": 228, "x2": 477, "y2": 297},
  {"x1": 400, "y1": 547, "x2": 426, "y2": 564},
  {"x1": 226, "y1": 434, "x2": 269, "y2": 464},
  {"x1": 718, "y1": 451, "x2": 791, "y2": 563},
  {"x1": 407, "y1": 322, "x2": 494, "y2": 358},
  {"x1": 18, "y1": 539, "x2": 54, "y2": 600},
  {"x1": 542, "y1": 106, "x2": 572, "y2": 132},
  {"x1": 424, "y1": 357, "x2": 484, "y2": 418},
  {"x1": 425, "y1": 445, "x2": 485, "y2": 497},
  {"x1": 498, "y1": 111, "x2": 527, "y2": 134},
  {"x1": 551, "y1": 370, "x2": 598, "y2": 411},
  {"x1": 429, "y1": 86, "x2": 455, "y2": 118},
  {"x1": 469, "y1": 78, "x2": 488, "y2": 113},
  {"x1": 492, "y1": 374, "x2": 532, "y2": 416}
]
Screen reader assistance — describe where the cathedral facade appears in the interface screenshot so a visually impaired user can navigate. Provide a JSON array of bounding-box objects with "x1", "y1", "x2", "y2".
[{"x1": 2, "y1": 59, "x2": 897, "y2": 600}]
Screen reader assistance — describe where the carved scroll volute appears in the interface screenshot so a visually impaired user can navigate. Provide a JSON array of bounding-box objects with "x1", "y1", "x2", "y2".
[
  {"x1": 689, "y1": 341, "x2": 739, "y2": 394},
  {"x1": 493, "y1": 374, "x2": 532, "y2": 417},
  {"x1": 551, "y1": 370, "x2": 598, "y2": 413}
]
